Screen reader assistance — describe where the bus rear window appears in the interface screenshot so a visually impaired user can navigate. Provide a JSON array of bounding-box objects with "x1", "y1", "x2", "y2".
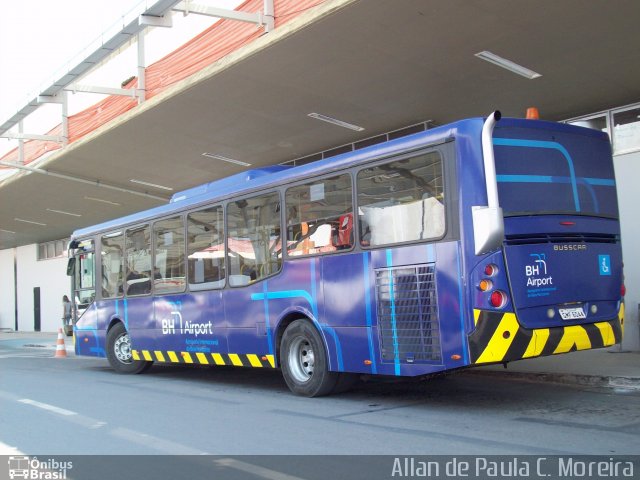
[{"x1": 494, "y1": 128, "x2": 618, "y2": 218}]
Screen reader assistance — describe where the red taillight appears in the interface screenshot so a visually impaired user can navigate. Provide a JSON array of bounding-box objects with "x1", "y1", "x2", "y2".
[
  {"x1": 621, "y1": 284, "x2": 626, "y2": 297},
  {"x1": 484, "y1": 264, "x2": 498, "y2": 276},
  {"x1": 490, "y1": 290, "x2": 508, "y2": 309},
  {"x1": 559, "y1": 221, "x2": 575, "y2": 226}
]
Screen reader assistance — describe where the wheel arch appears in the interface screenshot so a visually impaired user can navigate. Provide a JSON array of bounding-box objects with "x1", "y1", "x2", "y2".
[
  {"x1": 274, "y1": 308, "x2": 333, "y2": 370},
  {"x1": 106, "y1": 316, "x2": 125, "y2": 334}
]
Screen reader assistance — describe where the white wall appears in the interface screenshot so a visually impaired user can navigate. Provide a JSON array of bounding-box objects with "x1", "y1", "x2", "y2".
[
  {"x1": 14, "y1": 245, "x2": 70, "y2": 332},
  {"x1": 0, "y1": 248, "x2": 16, "y2": 330},
  {"x1": 614, "y1": 150, "x2": 640, "y2": 350}
]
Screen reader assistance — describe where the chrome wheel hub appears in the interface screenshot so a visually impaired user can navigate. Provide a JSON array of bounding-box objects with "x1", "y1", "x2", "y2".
[
  {"x1": 288, "y1": 335, "x2": 315, "y2": 383},
  {"x1": 114, "y1": 332, "x2": 133, "y2": 364}
]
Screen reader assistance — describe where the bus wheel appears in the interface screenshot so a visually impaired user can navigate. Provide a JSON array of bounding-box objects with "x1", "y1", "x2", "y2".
[
  {"x1": 106, "y1": 323, "x2": 152, "y2": 374},
  {"x1": 281, "y1": 319, "x2": 337, "y2": 397}
]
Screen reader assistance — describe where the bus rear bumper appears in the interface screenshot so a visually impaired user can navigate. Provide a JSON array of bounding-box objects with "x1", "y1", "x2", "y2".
[{"x1": 467, "y1": 304, "x2": 624, "y2": 365}]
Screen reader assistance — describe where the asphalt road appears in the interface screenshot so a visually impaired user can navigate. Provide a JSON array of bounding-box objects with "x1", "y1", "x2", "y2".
[{"x1": 1, "y1": 339, "x2": 639, "y2": 460}]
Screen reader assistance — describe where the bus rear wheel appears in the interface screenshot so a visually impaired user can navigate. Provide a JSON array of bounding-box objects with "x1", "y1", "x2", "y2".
[
  {"x1": 281, "y1": 319, "x2": 338, "y2": 397},
  {"x1": 106, "y1": 322, "x2": 152, "y2": 374}
]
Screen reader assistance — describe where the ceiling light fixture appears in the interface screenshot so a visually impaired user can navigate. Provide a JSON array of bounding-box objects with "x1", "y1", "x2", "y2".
[
  {"x1": 130, "y1": 179, "x2": 174, "y2": 191},
  {"x1": 14, "y1": 218, "x2": 47, "y2": 226},
  {"x1": 475, "y1": 51, "x2": 542, "y2": 79},
  {"x1": 46, "y1": 208, "x2": 81, "y2": 217},
  {"x1": 84, "y1": 196, "x2": 122, "y2": 206},
  {"x1": 0, "y1": 228, "x2": 16, "y2": 234},
  {"x1": 308, "y1": 113, "x2": 365, "y2": 131},
  {"x1": 201, "y1": 153, "x2": 252, "y2": 167}
]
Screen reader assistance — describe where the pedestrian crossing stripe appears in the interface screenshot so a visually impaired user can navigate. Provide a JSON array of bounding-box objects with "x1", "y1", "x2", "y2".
[
  {"x1": 468, "y1": 303, "x2": 624, "y2": 364},
  {"x1": 131, "y1": 350, "x2": 276, "y2": 368}
]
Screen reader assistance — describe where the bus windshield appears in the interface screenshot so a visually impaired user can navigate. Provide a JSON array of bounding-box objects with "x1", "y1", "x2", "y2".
[{"x1": 494, "y1": 126, "x2": 618, "y2": 218}]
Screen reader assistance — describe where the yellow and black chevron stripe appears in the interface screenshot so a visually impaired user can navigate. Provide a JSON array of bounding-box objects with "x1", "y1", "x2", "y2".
[
  {"x1": 132, "y1": 350, "x2": 276, "y2": 368},
  {"x1": 468, "y1": 304, "x2": 624, "y2": 364}
]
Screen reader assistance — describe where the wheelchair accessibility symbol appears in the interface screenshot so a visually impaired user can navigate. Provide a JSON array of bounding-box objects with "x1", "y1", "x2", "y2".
[{"x1": 599, "y1": 255, "x2": 611, "y2": 276}]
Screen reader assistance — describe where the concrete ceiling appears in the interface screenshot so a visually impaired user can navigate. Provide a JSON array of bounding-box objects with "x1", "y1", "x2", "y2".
[{"x1": 1, "y1": 0, "x2": 639, "y2": 249}]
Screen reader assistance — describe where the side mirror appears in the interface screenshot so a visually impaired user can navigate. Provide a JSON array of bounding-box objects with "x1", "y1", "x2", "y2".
[{"x1": 66, "y1": 257, "x2": 76, "y2": 276}]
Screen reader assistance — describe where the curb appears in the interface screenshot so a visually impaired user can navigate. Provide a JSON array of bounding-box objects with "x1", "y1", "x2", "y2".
[{"x1": 467, "y1": 369, "x2": 640, "y2": 391}]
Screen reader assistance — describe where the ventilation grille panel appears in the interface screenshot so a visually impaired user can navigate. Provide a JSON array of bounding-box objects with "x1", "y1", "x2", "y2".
[{"x1": 375, "y1": 264, "x2": 441, "y2": 363}]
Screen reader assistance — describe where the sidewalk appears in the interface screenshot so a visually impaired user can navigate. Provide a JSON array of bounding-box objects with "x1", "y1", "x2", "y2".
[
  {"x1": 1, "y1": 330, "x2": 638, "y2": 390},
  {"x1": 0, "y1": 330, "x2": 74, "y2": 355}
]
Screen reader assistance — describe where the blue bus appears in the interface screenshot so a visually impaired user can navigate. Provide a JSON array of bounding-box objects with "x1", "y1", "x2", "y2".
[{"x1": 68, "y1": 112, "x2": 625, "y2": 396}]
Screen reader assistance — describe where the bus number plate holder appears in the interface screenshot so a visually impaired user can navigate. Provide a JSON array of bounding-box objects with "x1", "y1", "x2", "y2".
[{"x1": 559, "y1": 307, "x2": 586, "y2": 320}]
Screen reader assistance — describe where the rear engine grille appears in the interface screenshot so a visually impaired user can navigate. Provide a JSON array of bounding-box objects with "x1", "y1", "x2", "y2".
[
  {"x1": 375, "y1": 264, "x2": 441, "y2": 363},
  {"x1": 504, "y1": 233, "x2": 618, "y2": 246}
]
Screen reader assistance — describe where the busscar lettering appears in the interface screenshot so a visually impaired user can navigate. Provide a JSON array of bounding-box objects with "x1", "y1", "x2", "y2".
[{"x1": 554, "y1": 244, "x2": 587, "y2": 251}]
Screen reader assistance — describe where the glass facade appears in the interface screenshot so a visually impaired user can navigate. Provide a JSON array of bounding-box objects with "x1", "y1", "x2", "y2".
[{"x1": 567, "y1": 102, "x2": 640, "y2": 155}]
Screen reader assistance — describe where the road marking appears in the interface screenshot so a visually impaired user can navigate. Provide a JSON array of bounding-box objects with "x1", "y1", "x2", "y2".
[
  {"x1": 15, "y1": 395, "x2": 107, "y2": 429},
  {"x1": 18, "y1": 398, "x2": 77, "y2": 416},
  {"x1": 110, "y1": 427, "x2": 206, "y2": 455},
  {"x1": 6, "y1": 390, "x2": 203, "y2": 455},
  {"x1": 214, "y1": 458, "x2": 306, "y2": 480}
]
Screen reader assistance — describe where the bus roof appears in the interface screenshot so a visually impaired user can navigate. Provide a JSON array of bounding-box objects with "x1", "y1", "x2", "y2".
[{"x1": 71, "y1": 116, "x2": 607, "y2": 238}]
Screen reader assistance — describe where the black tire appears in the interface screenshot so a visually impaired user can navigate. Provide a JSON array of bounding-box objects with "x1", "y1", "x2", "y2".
[
  {"x1": 280, "y1": 319, "x2": 338, "y2": 397},
  {"x1": 106, "y1": 322, "x2": 152, "y2": 374}
]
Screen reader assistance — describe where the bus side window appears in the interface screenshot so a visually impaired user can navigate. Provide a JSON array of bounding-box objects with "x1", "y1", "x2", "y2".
[
  {"x1": 187, "y1": 206, "x2": 225, "y2": 291},
  {"x1": 101, "y1": 231, "x2": 124, "y2": 298},
  {"x1": 285, "y1": 173, "x2": 353, "y2": 257},
  {"x1": 227, "y1": 192, "x2": 282, "y2": 285},
  {"x1": 153, "y1": 216, "x2": 186, "y2": 294},
  {"x1": 357, "y1": 151, "x2": 445, "y2": 247},
  {"x1": 125, "y1": 225, "x2": 152, "y2": 296}
]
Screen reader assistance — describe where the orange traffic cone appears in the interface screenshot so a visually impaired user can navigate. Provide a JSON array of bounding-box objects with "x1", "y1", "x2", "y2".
[{"x1": 54, "y1": 328, "x2": 67, "y2": 358}]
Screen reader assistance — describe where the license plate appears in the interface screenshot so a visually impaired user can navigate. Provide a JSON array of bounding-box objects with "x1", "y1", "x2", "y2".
[{"x1": 559, "y1": 307, "x2": 586, "y2": 320}]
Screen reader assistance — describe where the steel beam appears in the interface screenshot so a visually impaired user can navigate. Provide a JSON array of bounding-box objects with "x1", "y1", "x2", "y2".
[
  {"x1": 173, "y1": 1, "x2": 267, "y2": 28},
  {"x1": 64, "y1": 84, "x2": 138, "y2": 98},
  {"x1": 0, "y1": 133, "x2": 64, "y2": 142},
  {"x1": 0, "y1": 0, "x2": 183, "y2": 137},
  {"x1": 0, "y1": 161, "x2": 169, "y2": 202},
  {"x1": 137, "y1": 32, "x2": 146, "y2": 104},
  {"x1": 139, "y1": 14, "x2": 173, "y2": 28}
]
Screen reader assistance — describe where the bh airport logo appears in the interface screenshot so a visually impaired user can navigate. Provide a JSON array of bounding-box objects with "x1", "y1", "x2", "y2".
[
  {"x1": 525, "y1": 253, "x2": 554, "y2": 288},
  {"x1": 8, "y1": 456, "x2": 72, "y2": 479}
]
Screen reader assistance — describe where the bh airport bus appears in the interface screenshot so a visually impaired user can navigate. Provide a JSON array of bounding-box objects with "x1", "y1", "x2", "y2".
[{"x1": 67, "y1": 111, "x2": 624, "y2": 396}]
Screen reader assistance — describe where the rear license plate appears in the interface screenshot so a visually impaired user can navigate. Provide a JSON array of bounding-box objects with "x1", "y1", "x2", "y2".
[{"x1": 559, "y1": 307, "x2": 586, "y2": 320}]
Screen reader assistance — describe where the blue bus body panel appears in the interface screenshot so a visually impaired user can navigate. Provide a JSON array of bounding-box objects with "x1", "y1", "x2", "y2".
[
  {"x1": 74, "y1": 116, "x2": 624, "y2": 378},
  {"x1": 461, "y1": 120, "x2": 623, "y2": 366}
]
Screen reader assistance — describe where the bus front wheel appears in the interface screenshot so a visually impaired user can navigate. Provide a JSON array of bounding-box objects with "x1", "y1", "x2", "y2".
[
  {"x1": 280, "y1": 319, "x2": 338, "y2": 397},
  {"x1": 106, "y1": 322, "x2": 152, "y2": 374}
]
